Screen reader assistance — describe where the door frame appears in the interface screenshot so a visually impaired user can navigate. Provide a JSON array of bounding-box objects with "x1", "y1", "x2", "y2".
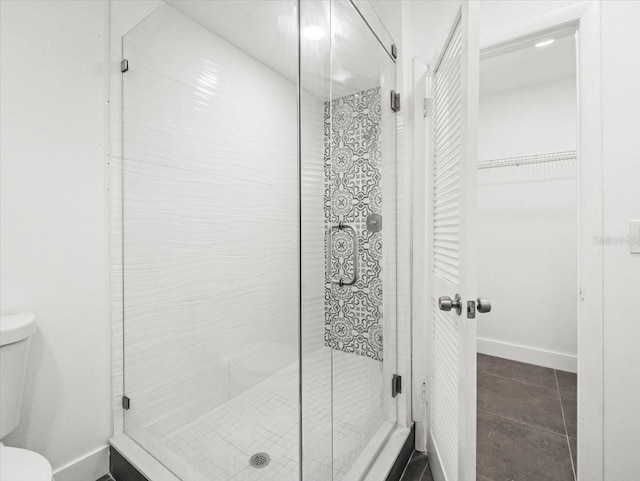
[{"x1": 422, "y1": 2, "x2": 604, "y2": 480}]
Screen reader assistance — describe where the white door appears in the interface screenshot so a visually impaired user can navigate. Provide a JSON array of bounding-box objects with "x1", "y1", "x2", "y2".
[{"x1": 426, "y1": 3, "x2": 480, "y2": 481}]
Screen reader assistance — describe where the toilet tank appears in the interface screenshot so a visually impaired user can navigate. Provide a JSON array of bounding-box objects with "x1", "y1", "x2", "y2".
[{"x1": 0, "y1": 312, "x2": 36, "y2": 439}]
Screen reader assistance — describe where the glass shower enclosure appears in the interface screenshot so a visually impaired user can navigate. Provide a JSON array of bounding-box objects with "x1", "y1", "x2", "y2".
[{"x1": 120, "y1": 1, "x2": 399, "y2": 480}]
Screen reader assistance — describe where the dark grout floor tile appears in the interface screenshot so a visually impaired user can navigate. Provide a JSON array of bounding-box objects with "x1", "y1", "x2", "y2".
[
  {"x1": 556, "y1": 370, "x2": 577, "y2": 400},
  {"x1": 400, "y1": 451, "x2": 428, "y2": 481},
  {"x1": 478, "y1": 354, "x2": 558, "y2": 390},
  {"x1": 478, "y1": 373, "x2": 566, "y2": 434},
  {"x1": 420, "y1": 462, "x2": 434, "y2": 481},
  {"x1": 569, "y1": 437, "x2": 577, "y2": 476},
  {"x1": 477, "y1": 410, "x2": 575, "y2": 481},
  {"x1": 560, "y1": 392, "x2": 577, "y2": 438}
]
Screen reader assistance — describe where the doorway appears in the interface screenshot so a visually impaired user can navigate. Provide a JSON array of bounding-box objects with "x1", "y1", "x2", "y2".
[{"x1": 475, "y1": 28, "x2": 578, "y2": 481}]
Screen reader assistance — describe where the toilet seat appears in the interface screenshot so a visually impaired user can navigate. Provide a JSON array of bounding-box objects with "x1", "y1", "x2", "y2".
[{"x1": 0, "y1": 446, "x2": 53, "y2": 481}]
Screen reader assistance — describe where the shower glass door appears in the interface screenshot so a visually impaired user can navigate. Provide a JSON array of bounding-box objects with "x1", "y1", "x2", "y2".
[
  {"x1": 121, "y1": 2, "x2": 300, "y2": 481},
  {"x1": 301, "y1": 1, "x2": 399, "y2": 479}
]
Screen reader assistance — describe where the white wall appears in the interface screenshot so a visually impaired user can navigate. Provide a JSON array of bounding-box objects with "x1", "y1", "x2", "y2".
[
  {"x1": 0, "y1": 1, "x2": 111, "y2": 479},
  {"x1": 479, "y1": 77, "x2": 577, "y2": 160},
  {"x1": 476, "y1": 77, "x2": 578, "y2": 371},
  {"x1": 600, "y1": 1, "x2": 640, "y2": 478}
]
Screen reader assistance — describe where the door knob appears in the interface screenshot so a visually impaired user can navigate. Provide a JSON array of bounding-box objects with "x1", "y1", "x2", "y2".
[
  {"x1": 438, "y1": 294, "x2": 462, "y2": 315},
  {"x1": 477, "y1": 298, "x2": 492, "y2": 313}
]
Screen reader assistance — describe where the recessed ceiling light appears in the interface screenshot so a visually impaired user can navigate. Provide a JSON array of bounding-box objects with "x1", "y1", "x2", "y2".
[
  {"x1": 535, "y1": 39, "x2": 555, "y2": 48},
  {"x1": 303, "y1": 25, "x2": 325, "y2": 41}
]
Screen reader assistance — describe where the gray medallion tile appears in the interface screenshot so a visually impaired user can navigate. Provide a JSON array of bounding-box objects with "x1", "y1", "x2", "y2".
[{"x1": 324, "y1": 87, "x2": 383, "y2": 361}]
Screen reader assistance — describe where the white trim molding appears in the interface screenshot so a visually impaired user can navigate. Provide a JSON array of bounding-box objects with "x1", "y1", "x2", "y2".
[
  {"x1": 477, "y1": 338, "x2": 577, "y2": 373},
  {"x1": 52, "y1": 446, "x2": 109, "y2": 481},
  {"x1": 575, "y1": 2, "x2": 604, "y2": 480},
  {"x1": 480, "y1": 1, "x2": 592, "y2": 50}
]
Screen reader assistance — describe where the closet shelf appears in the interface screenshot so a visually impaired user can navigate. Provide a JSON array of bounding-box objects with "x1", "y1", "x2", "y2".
[{"x1": 478, "y1": 150, "x2": 577, "y2": 170}]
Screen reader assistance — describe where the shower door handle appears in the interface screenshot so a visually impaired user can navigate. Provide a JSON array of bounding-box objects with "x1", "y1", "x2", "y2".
[{"x1": 326, "y1": 223, "x2": 359, "y2": 287}]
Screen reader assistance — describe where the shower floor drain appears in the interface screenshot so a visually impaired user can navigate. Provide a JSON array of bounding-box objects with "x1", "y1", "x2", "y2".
[{"x1": 249, "y1": 452, "x2": 271, "y2": 469}]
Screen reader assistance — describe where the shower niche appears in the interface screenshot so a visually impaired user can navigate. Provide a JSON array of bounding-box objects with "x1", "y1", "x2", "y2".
[{"x1": 118, "y1": 1, "x2": 401, "y2": 480}]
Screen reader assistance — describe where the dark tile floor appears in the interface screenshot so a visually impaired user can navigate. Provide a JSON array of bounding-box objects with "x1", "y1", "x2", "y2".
[
  {"x1": 96, "y1": 475, "x2": 116, "y2": 481},
  {"x1": 477, "y1": 354, "x2": 577, "y2": 481},
  {"x1": 399, "y1": 450, "x2": 434, "y2": 481}
]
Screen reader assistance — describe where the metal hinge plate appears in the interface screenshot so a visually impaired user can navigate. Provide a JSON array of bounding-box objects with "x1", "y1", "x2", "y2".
[
  {"x1": 424, "y1": 98, "x2": 431, "y2": 117},
  {"x1": 391, "y1": 43, "x2": 398, "y2": 59},
  {"x1": 391, "y1": 374, "x2": 402, "y2": 398},
  {"x1": 121, "y1": 59, "x2": 129, "y2": 73},
  {"x1": 390, "y1": 90, "x2": 400, "y2": 112},
  {"x1": 122, "y1": 395, "x2": 130, "y2": 410}
]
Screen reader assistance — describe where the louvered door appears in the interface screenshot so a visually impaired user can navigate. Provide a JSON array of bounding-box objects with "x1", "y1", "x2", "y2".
[{"x1": 427, "y1": 3, "x2": 479, "y2": 481}]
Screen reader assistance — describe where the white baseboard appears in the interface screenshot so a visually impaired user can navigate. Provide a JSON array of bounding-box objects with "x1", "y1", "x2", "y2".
[
  {"x1": 53, "y1": 445, "x2": 109, "y2": 481},
  {"x1": 477, "y1": 337, "x2": 577, "y2": 373},
  {"x1": 426, "y1": 432, "x2": 447, "y2": 481}
]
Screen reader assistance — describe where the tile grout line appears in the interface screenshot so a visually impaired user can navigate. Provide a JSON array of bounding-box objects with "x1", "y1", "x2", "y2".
[
  {"x1": 416, "y1": 458, "x2": 429, "y2": 481},
  {"x1": 418, "y1": 460, "x2": 433, "y2": 481},
  {"x1": 555, "y1": 369, "x2": 576, "y2": 481},
  {"x1": 477, "y1": 408, "x2": 568, "y2": 437},
  {"x1": 416, "y1": 461, "x2": 429, "y2": 481},
  {"x1": 478, "y1": 370, "x2": 560, "y2": 393},
  {"x1": 398, "y1": 452, "x2": 414, "y2": 480},
  {"x1": 399, "y1": 452, "x2": 428, "y2": 481}
]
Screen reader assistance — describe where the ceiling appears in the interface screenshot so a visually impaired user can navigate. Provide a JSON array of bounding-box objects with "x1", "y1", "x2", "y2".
[
  {"x1": 167, "y1": 0, "x2": 299, "y2": 82},
  {"x1": 480, "y1": 33, "x2": 576, "y2": 96},
  {"x1": 167, "y1": 0, "x2": 390, "y2": 98}
]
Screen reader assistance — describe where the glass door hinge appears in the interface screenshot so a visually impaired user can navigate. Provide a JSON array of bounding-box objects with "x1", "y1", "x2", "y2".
[
  {"x1": 392, "y1": 374, "x2": 402, "y2": 397},
  {"x1": 122, "y1": 395, "x2": 130, "y2": 410},
  {"x1": 121, "y1": 59, "x2": 129, "y2": 73},
  {"x1": 390, "y1": 90, "x2": 401, "y2": 112}
]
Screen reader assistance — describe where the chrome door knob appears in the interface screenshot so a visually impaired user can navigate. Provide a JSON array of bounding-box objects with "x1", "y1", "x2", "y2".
[
  {"x1": 477, "y1": 298, "x2": 492, "y2": 313},
  {"x1": 438, "y1": 294, "x2": 462, "y2": 315}
]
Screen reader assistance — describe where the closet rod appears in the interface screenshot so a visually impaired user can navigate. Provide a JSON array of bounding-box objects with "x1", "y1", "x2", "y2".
[{"x1": 478, "y1": 150, "x2": 577, "y2": 170}]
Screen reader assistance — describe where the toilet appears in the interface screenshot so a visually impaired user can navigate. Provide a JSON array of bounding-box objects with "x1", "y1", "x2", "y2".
[{"x1": 0, "y1": 312, "x2": 53, "y2": 481}]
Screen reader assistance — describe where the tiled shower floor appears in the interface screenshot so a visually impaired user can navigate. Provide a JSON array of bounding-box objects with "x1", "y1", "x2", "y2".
[{"x1": 161, "y1": 348, "x2": 385, "y2": 481}]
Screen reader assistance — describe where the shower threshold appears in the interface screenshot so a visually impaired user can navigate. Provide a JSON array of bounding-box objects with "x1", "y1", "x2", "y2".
[
  {"x1": 110, "y1": 422, "x2": 410, "y2": 481},
  {"x1": 110, "y1": 349, "x2": 410, "y2": 481}
]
